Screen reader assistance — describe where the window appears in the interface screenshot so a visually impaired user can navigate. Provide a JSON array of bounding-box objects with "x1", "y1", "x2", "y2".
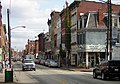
[
  {"x1": 78, "y1": 15, "x2": 88, "y2": 29},
  {"x1": 83, "y1": 33, "x2": 86, "y2": 44},
  {"x1": 71, "y1": 32, "x2": 76, "y2": 43},
  {"x1": 114, "y1": 18, "x2": 118, "y2": 27},
  {"x1": 79, "y1": 34, "x2": 82, "y2": 44},
  {"x1": 80, "y1": 19, "x2": 82, "y2": 29},
  {"x1": 71, "y1": 12, "x2": 77, "y2": 26},
  {"x1": 84, "y1": 16, "x2": 88, "y2": 28},
  {"x1": 113, "y1": 18, "x2": 119, "y2": 28}
]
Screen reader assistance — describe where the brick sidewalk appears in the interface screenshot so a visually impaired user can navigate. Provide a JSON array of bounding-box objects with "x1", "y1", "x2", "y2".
[{"x1": 0, "y1": 69, "x2": 4, "y2": 83}]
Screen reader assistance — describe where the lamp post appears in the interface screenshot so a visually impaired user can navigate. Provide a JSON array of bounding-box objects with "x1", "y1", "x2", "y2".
[
  {"x1": 7, "y1": 9, "x2": 11, "y2": 68},
  {"x1": 7, "y1": 9, "x2": 26, "y2": 68},
  {"x1": 6, "y1": 8, "x2": 25, "y2": 83}
]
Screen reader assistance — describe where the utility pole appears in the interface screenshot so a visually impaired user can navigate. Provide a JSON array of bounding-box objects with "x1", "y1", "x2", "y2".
[{"x1": 108, "y1": 0, "x2": 112, "y2": 60}]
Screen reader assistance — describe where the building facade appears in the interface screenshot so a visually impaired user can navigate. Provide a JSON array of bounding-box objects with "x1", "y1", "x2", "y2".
[
  {"x1": 27, "y1": 39, "x2": 35, "y2": 55},
  {"x1": 38, "y1": 33, "x2": 45, "y2": 59},
  {"x1": 35, "y1": 39, "x2": 39, "y2": 58},
  {"x1": 50, "y1": 11, "x2": 60, "y2": 60},
  {"x1": 0, "y1": 2, "x2": 7, "y2": 62},
  {"x1": 77, "y1": 1, "x2": 120, "y2": 68}
]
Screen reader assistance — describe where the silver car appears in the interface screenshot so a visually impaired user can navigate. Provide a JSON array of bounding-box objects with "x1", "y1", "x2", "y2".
[
  {"x1": 22, "y1": 59, "x2": 36, "y2": 71},
  {"x1": 48, "y1": 60, "x2": 58, "y2": 67}
]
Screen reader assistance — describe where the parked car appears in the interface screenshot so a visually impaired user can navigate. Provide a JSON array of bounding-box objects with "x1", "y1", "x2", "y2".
[
  {"x1": 22, "y1": 59, "x2": 36, "y2": 71},
  {"x1": 12, "y1": 57, "x2": 17, "y2": 62},
  {"x1": 48, "y1": 60, "x2": 58, "y2": 67},
  {"x1": 35, "y1": 58, "x2": 40, "y2": 64},
  {"x1": 40, "y1": 59, "x2": 46, "y2": 65},
  {"x1": 93, "y1": 60, "x2": 120, "y2": 80},
  {"x1": 45, "y1": 59, "x2": 51, "y2": 66}
]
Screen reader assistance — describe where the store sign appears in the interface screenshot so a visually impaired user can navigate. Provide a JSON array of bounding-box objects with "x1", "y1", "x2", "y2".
[{"x1": 86, "y1": 44, "x2": 106, "y2": 52}]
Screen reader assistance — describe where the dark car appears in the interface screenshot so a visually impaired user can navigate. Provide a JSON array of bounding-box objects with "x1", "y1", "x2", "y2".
[{"x1": 93, "y1": 60, "x2": 120, "y2": 80}]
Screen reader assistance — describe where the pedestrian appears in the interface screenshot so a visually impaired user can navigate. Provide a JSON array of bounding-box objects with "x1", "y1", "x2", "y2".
[{"x1": 6, "y1": 59, "x2": 9, "y2": 68}]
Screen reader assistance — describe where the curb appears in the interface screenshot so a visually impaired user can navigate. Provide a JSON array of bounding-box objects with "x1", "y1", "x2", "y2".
[{"x1": 61, "y1": 67, "x2": 93, "y2": 72}]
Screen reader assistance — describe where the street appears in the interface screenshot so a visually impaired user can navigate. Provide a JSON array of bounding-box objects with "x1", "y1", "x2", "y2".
[{"x1": 11, "y1": 61, "x2": 120, "y2": 84}]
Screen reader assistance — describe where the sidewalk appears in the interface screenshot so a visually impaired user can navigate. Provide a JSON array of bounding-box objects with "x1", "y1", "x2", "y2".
[
  {"x1": 0, "y1": 69, "x2": 5, "y2": 83},
  {"x1": 0, "y1": 68, "x2": 17, "y2": 84},
  {"x1": 61, "y1": 66, "x2": 93, "y2": 72}
]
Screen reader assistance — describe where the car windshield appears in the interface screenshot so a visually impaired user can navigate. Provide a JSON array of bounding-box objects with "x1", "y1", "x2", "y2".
[
  {"x1": 109, "y1": 61, "x2": 120, "y2": 66},
  {"x1": 24, "y1": 60, "x2": 34, "y2": 63}
]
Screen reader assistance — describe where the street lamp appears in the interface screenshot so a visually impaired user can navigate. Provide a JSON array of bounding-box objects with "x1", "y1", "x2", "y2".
[
  {"x1": 6, "y1": 8, "x2": 26, "y2": 83},
  {"x1": 11, "y1": 26, "x2": 25, "y2": 30},
  {"x1": 7, "y1": 9, "x2": 26, "y2": 68}
]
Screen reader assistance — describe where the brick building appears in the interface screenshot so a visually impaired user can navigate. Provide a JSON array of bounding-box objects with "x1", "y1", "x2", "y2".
[
  {"x1": 0, "y1": 2, "x2": 7, "y2": 62},
  {"x1": 47, "y1": 0, "x2": 120, "y2": 68},
  {"x1": 38, "y1": 33, "x2": 45, "y2": 59}
]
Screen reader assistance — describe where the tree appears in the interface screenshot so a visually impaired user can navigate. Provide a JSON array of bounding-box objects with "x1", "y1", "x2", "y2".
[{"x1": 65, "y1": 1, "x2": 71, "y2": 67}]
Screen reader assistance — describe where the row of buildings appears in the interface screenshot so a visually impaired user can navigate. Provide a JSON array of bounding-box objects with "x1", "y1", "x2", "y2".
[
  {"x1": 23, "y1": 0, "x2": 120, "y2": 68},
  {"x1": 0, "y1": 2, "x2": 8, "y2": 63}
]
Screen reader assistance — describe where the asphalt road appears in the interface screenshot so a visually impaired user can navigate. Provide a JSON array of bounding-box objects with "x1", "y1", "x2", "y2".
[{"x1": 12, "y1": 61, "x2": 120, "y2": 84}]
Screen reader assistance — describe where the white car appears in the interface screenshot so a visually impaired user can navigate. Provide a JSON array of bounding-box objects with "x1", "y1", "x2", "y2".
[{"x1": 22, "y1": 59, "x2": 36, "y2": 71}]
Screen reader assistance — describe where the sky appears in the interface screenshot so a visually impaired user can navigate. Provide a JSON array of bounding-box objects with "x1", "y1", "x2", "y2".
[{"x1": 0, "y1": 0, "x2": 120, "y2": 51}]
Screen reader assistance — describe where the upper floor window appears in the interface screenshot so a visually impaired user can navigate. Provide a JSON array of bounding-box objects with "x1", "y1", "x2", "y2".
[
  {"x1": 113, "y1": 18, "x2": 118, "y2": 27},
  {"x1": 78, "y1": 14, "x2": 88, "y2": 30},
  {"x1": 71, "y1": 12, "x2": 77, "y2": 26}
]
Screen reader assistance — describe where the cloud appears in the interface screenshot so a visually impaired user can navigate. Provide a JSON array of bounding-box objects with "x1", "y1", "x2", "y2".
[{"x1": 2, "y1": 0, "x2": 110, "y2": 50}]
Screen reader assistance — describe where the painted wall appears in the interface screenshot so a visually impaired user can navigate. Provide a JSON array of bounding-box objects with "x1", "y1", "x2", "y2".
[{"x1": 86, "y1": 30, "x2": 106, "y2": 52}]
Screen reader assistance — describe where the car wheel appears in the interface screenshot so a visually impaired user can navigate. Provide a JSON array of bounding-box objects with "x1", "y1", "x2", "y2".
[
  {"x1": 93, "y1": 71, "x2": 97, "y2": 78},
  {"x1": 109, "y1": 76, "x2": 113, "y2": 80},
  {"x1": 22, "y1": 68, "x2": 25, "y2": 71},
  {"x1": 34, "y1": 68, "x2": 36, "y2": 71},
  {"x1": 101, "y1": 72, "x2": 106, "y2": 80},
  {"x1": 118, "y1": 76, "x2": 120, "y2": 80}
]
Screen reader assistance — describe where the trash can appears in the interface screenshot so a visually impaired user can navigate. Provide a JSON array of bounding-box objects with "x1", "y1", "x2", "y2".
[{"x1": 5, "y1": 68, "x2": 13, "y2": 82}]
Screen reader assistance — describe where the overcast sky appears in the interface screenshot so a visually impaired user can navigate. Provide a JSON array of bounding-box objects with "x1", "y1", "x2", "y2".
[{"x1": 0, "y1": 0, "x2": 119, "y2": 51}]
